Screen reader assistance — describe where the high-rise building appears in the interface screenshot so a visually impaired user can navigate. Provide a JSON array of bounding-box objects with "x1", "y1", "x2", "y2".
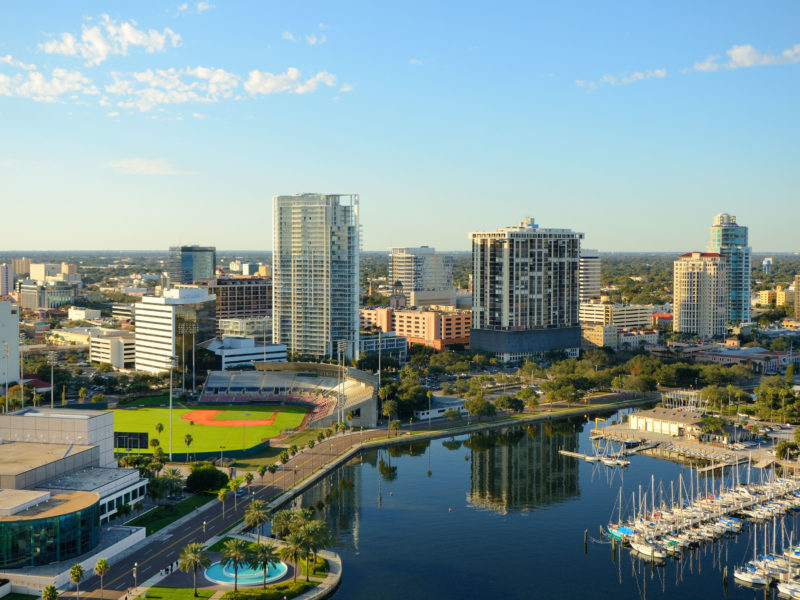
[
  {"x1": 0, "y1": 302, "x2": 20, "y2": 390},
  {"x1": 272, "y1": 193, "x2": 360, "y2": 360},
  {"x1": 762, "y1": 257, "x2": 773, "y2": 275},
  {"x1": 796, "y1": 274, "x2": 800, "y2": 322},
  {"x1": 708, "y1": 213, "x2": 750, "y2": 323},
  {"x1": 167, "y1": 246, "x2": 217, "y2": 285},
  {"x1": 11, "y1": 257, "x2": 30, "y2": 276},
  {"x1": 134, "y1": 288, "x2": 216, "y2": 374},
  {"x1": 673, "y1": 252, "x2": 728, "y2": 339},
  {"x1": 470, "y1": 218, "x2": 583, "y2": 362},
  {"x1": 0, "y1": 263, "x2": 14, "y2": 296},
  {"x1": 389, "y1": 246, "x2": 455, "y2": 306},
  {"x1": 202, "y1": 277, "x2": 272, "y2": 334},
  {"x1": 578, "y1": 248, "x2": 601, "y2": 302}
]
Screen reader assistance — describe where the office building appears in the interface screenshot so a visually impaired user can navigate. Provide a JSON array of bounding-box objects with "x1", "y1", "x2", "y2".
[
  {"x1": 578, "y1": 248, "x2": 601, "y2": 302},
  {"x1": 272, "y1": 193, "x2": 359, "y2": 360},
  {"x1": 708, "y1": 213, "x2": 750, "y2": 323},
  {"x1": 68, "y1": 307, "x2": 101, "y2": 321},
  {"x1": 470, "y1": 218, "x2": 583, "y2": 362},
  {"x1": 389, "y1": 246, "x2": 455, "y2": 307},
  {"x1": 11, "y1": 257, "x2": 30, "y2": 276},
  {"x1": 758, "y1": 290, "x2": 777, "y2": 306},
  {"x1": 775, "y1": 285, "x2": 794, "y2": 307},
  {"x1": 0, "y1": 302, "x2": 20, "y2": 390},
  {"x1": 796, "y1": 275, "x2": 800, "y2": 322},
  {"x1": 134, "y1": 288, "x2": 216, "y2": 374},
  {"x1": 89, "y1": 330, "x2": 135, "y2": 370},
  {"x1": 240, "y1": 262, "x2": 259, "y2": 276},
  {"x1": 673, "y1": 252, "x2": 728, "y2": 339},
  {"x1": 167, "y1": 245, "x2": 217, "y2": 284},
  {"x1": 0, "y1": 264, "x2": 13, "y2": 297},
  {"x1": 29, "y1": 263, "x2": 80, "y2": 286},
  {"x1": 19, "y1": 281, "x2": 78, "y2": 310},
  {"x1": 203, "y1": 277, "x2": 271, "y2": 333},
  {"x1": 360, "y1": 305, "x2": 472, "y2": 351},
  {"x1": 219, "y1": 317, "x2": 271, "y2": 340},
  {"x1": 357, "y1": 331, "x2": 408, "y2": 363},
  {"x1": 112, "y1": 303, "x2": 135, "y2": 323},
  {"x1": 578, "y1": 299, "x2": 653, "y2": 329}
]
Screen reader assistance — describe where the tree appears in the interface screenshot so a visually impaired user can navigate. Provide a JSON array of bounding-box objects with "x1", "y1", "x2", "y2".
[
  {"x1": 243, "y1": 471, "x2": 254, "y2": 491},
  {"x1": 91, "y1": 393, "x2": 105, "y2": 403},
  {"x1": 307, "y1": 440, "x2": 315, "y2": 451},
  {"x1": 221, "y1": 537, "x2": 252, "y2": 592},
  {"x1": 464, "y1": 396, "x2": 496, "y2": 421},
  {"x1": 70, "y1": 564, "x2": 84, "y2": 600},
  {"x1": 280, "y1": 450, "x2": 290, "y2": 464},
  {"x1": 303, "y1": 519, "x2": 331, "y2": 571},
  {"x1": 229, "y1": 477, "x2": 242, "y2": 510},
  {"x1": 279, "y1": 531, "x2": 307, "y2": 583},
  {"x1": 78, "y1": 387, "x2": 87, "y2": 403},
  {"x1": 443, "y1": 408, "x2": 461, "y2": 422},
  {"x1": 162, "y1": 467, "x2": 184, "y2": 498},
  {"x1": 42, "y1": 585, "x2": 58, "y2": 600},
  {"x1": 245, "y1": 499, "x2": 269, "y2": 544},
  {"x1": 186, "y1": 462, "x2": 228, "y2": 492},
  {"x1": 149, "y1": 438, "x2": 160, "y2": 451},
  {"x1": 155, "y1": 422, "x2": 164, "y2": 438},
  {"x1": 94, "y1": 558, "x2": 110, "y2": 600},
  {"x1": 268, "y1": 463, "x2": 278, "y2": 487},
  {"x1": 217, "y1": 487, "x2": 228, "y2": 518},
  {"x1": 389, "y1": 420, "x2": 402, "y2": 436},
  {"x1": 494, "y1": 395, "x2": 513, "y2": 411},
  {"x1": 516, "y1": 387, "x2": 539, "y2": 409},
  {"x1": 252, "y1": 542, "x2": 280, "y2": 589},
  {"x1": 258, "y1": 464, "x2": 267, "y2": 484},
  {"x1": 382, "y1": 399, "x2": 398, "y2": 434},
  {"x1": 184, "y1": 434, "x2": 194, "y2": 460},
  {"x1": 271, "y1": 509, "x2": 294, "y2": 538},
  {"x1": 179, "y1": 542, "x2": 211, "y2": 597}
]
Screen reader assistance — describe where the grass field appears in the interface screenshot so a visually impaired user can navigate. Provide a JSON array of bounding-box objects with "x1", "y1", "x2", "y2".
[{"x1": 114, "y1": 405, "x2": 308, "y2": 454}]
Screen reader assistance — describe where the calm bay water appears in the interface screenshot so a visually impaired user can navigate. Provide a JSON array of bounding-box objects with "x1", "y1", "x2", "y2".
[{"x1": 289, "y1": 411, "x2": 794, "y2": 600}]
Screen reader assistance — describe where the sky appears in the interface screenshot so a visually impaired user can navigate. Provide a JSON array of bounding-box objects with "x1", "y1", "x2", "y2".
[{"x1": 1, "y1": 1, "x2": 798, "y2": 252}]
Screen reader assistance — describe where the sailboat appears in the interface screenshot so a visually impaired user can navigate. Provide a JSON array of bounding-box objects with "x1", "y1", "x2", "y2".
[{"x1": 734, "y1": 525, "x2": 769, "y2": 586}]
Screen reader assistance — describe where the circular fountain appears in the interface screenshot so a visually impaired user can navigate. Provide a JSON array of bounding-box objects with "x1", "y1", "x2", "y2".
[{"x1": 204, "y1": 560, "x2": 289, "y2": 586}]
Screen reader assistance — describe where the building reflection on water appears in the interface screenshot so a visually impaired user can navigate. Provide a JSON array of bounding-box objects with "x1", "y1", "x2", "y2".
[{"x1": 465, "y1": 419, "x2": 582, "y2": 514}]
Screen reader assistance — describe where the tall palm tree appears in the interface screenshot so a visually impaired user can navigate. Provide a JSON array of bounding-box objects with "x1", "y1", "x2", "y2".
[
  {"x1": 229, "y1": 477, "x2": 242, "y2": 510},
  {"x1": 217, "y1": 487, "x2": 228, "y2": 518},
  {"x1": 268, "y1": 464, "x2": 277, "y2": 488},
  {"x1": 221, "y1": 538, "x2": 251, "y2": 592},
  {"x1": 382, "y1": 400, "x2": 397, "y2": 436},
  {"x1": 244, "y1": 471, "x2": 254, "y2": 491},
  {"x1": 42, "y1": 585, "x2": 58, "y2": 600},
  {"x1": 155, "y1": 422, "x2": 164, "y2": 438},
  {"x1": 94, "y1": 559, "x2": 109, "y2": 600},
  {"x1": 279, "y1": 531, "x2": 306, "y2": 583},
  {"x1": 184, "y1": 433, "x2": 194, "y2": 461},
  {"x1": 179, "y1": 542, "x2": 211, "y2": 597},
  {"x1": 303, "y1": 520, "x2": 331, "y2": 570},
  {"x1": 70, "y1": 564, "x2": 84, "y2": 600},
  {"x1": 78, "y1": 387, "x2": 87, "y2": 403},
  {"x1": 244, "y1": 499, "x2": 268, "y2": 544},
  {"x1": 162, "y1": 467, "x2": 184, "y2": 497},
  {"x1": 271, "y1": 509, "x2": 294, "y2": 538},
  {"x1": 257, "y1": 464, "x2": 267, "y2": 485},
  {"x1": 251, "y1": 542, "x2": 279, "y2": 589}
]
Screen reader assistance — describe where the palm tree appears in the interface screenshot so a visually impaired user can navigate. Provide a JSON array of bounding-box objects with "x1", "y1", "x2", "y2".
[
  {"x1": 184, "y1": 433, "x2": 194, "y2": 460},
  {"x1": 271, "y1": 508, "x2": 294, "y2": 538},
  {"x1": 70, "y1": 564, "x2": 84, "y2": 600},
  {"x1": 94, "y1": 558, "x2": 110, "y2": 599},
  {"x1": 155, "y1": 421, "x2": 164, "y2": 439},
  {"x1": 162, "y1": 467, "x2": 184, "y2": 498},
  {"x1": 229, "y1": 477, "x2": 242, "y2": 510},
  {"x1": 279, "y1": 531, "x2": 306, "y2": 583},
  {"x1": 303, "y1": 520, "x2": 331, "y2": 569},
  {"x1": 78, "y1": 387, "x2": 87, "y2": 403},
  {"x1": 217, "y1": 487, "x2": 228, "y2": 518},
  {"x1": 382, "y1": 400, "x2": 398, "y2": 436},
  {"x1": 252, "y1": 542, "x2": 279, "y2": 589},
  {"x1": 42, "y1": 585, "x2": 58, "y2": 600},
  {"x1": 244, "y1": 471, "x2": 254, "y2": 491},
  {"x1": 244, "y1": 499, "x2": 268, "y2": 543},
  {"x1": 268, "y1": 463, "x2": 277, "y2": 488},
  {"x1": 221, "y1": 537, "x2": 251, "y2": 592},
  {"x1": 257, "y1": 464, "x2": 267, "y2": 485},
  {"x1": 179, "y1": 542, "x2": 210, "y2": 597}
]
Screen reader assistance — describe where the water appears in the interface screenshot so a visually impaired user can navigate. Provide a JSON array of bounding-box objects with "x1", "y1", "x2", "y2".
[
  {"x1": 288, "y1": 410, "x2": 798, "y2": 600},
  {"x1": 204, "y1": 560, "x2": 288, "y2": 586}
]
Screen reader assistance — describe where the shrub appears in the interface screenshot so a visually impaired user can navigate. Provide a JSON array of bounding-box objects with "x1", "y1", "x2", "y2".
[
  {"x1": 221, "y1": 581, "x2": 310, "y2": 600},
  {"x1": 186, "y1": 462, "x2": 229, "y2": 492}
]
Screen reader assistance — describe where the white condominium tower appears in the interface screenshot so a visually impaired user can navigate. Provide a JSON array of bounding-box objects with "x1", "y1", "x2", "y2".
[
  {"x1": 470, "y1": 218, "x2": 583, "y2": 362},
  {"x1": 389, "y1": 246, "x2": 455, "y2": 307},
  {"x1": 578, "y1": 248, "x2": 601, "y2": 302},
  {"x1": 708, "y1": 213, "x2": 750, "y2": 324},
  {"x1": 272, "y1": 194, "x2": 360, "y2": 360},
  {"x1": 673, "y1": 252, "x2": 728, "y2": 339},
  {"x1": 0, "y1": 302, "x2": 20, "y2": 392}
]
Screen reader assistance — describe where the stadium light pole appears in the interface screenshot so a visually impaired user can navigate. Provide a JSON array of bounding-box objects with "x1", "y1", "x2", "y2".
[
  {"x1": 3, "y1": 342, "x2": 8, "y2": 414},
  {"x1": 49, "y1": 351, "x2": 55, "y2": 409},
  {"x1": 169, "y1": 355, "x2": 177, "y2": 461}
]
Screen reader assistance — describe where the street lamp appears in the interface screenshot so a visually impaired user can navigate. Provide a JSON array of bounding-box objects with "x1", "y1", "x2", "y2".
[
  {"x1": 133, "y1": 562, "x2": 138, "y2": 588},
  {"x1": 202, "y1": 520, "x2": 207, "y2": 542}
]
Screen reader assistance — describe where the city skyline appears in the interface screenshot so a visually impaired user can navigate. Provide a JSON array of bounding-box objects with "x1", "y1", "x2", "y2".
[{"x1": 1, "y1": 1, "x2": 799, "y2": 252}]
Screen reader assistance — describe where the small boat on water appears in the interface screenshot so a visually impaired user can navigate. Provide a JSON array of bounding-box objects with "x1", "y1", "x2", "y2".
[
  {"x1": 734, "y1": 562, "x2": 769, "y2": 586},
  {"x1": 629, "y1": 537, "x2": 668, "y2": 560}
]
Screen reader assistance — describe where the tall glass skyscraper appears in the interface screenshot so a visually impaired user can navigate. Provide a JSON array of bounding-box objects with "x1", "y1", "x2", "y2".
[
  {"x1": 167, "y1": 245, "x2": 217, "y2": 284},
  {"x1": 707, "y1": 213, "x2": 750, "y2": 323},
  {"x1": 272, "y1": 194, "x2": 360, "y2": 360}
]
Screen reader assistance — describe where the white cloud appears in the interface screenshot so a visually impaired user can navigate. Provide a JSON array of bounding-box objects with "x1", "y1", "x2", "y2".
[
  {"x1": 243, "y1": 68, "x2": 336, "y2": 95},
  {"x1": 409, "y1": 59, "x2": 423, "y2": 65},
  {"x1": 0, "y1": 54, "x2": 36, "y2": 70},
  {"x1": 107, "y1": 111, "x2": 119, "y2": 117},
  {"x1": 10, "y1": 68, "x2": 98, "y2": 102},
  {"x1": 177, "y1": 3, "x2": 189, "y2": 12},
  {"x1": 105, "y1": 158, "x2": 191, "y2": 175},
  {"x1": 195, "y1": 2, "x2": 214, "y2": 13},
  {"x1": 39, "y1": 14, "x2": 181, "y2": 66},
  {"x1": 192, "y1": 112, "x2": 207, "y2": 119},
  {"x1": 282, "y1": 31, "x2": 296, "y2": 42},
  {"x1": 318, "y1": 23, "x2": 328, "y2": 30},
  {"x1": 295, "y1": 71, "x2": 335, "y2": 94},
  {"x1": 305, "y1": 34, "x2": 326, "y2": 45},
  {"x1": 575, "y1": 68, "x2": 666, "y2": 91},
  {"x1": 339, "y1": 83, "x2": 353, "y2": 92},
  {"x1": 105, "y1": 65, "x2": 239, "y2": 111},
  {"x1": 687, "y1": 42, "x2": 800, "y2": 73}
]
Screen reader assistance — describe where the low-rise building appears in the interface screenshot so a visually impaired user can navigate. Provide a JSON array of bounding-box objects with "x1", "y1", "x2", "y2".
[
  {"x1": 359, "y1": 305, "x2": 471, "y2": 350},
  {"x1": 358, "y1": 331, "x2": 408, "y2": 363},
  {"x1": 581, "y1": 324, "x2": 619, "y2": 349},
  {"x1": 89, "y1": 330, "x2": 135, "y2": 369},
  {"x1": 651, "y1": 313, "x2": 674, "y2": 328},
  {"x1": 413, "y1": 396, "x2": 467, "y2": 421},
  {"x1": 68, "y1": 307, "x2": 102, "y2": 321},
  {"x1": 776, "y1": 285, "x2": 794, "y2": 307},
  {"x1": 618, "y1": 329, "x2": 659, "y2": 350},
  {"x1": 579, "y1": 299, "x2": 654, "y2": 329},
  {"x1": 758, "y1": 290, "x2": 777, "y2": 305},
  {"x1": 203, "y1": 336, "x2": 287, "y2": 370}
]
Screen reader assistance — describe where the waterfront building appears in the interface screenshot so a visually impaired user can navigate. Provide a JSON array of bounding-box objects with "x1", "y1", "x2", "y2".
[
  {"x1": 201, "y1": 277, "x2": 271, "y2": 334},
  {"x1": 167, "y1": 245, "x2": 217, "y2": 284},
  {"x1": 389, "y1": 246, "x2": 455, "y2": 307},
  {"x1": 0, "y1": 302, "x2": 20, "y2": 390},
  {"x1": 470, "y1": 218, "x2": 583, "y2": 362},
  {"x1": 0, "y1": 264, "x2": 13, "y2": 297},
  {"x1": 578, "y1": 299, "x2": 653, "y2": 329},
  {"x1": 272, "y1": 193, "x2": 360, "y2": 360},
  {"x1": 708, "y1": 213, "x2": 750, "y2": 323},
  {"x1": 134, "y1": 288, "x2": 216, "y2": 374},
  {"x1": 578, "y1": 248, "x2": 601, "y2": 302},
  {"x1": 89, "y1": 330, "x2": 135, "y2": 370},
  {"x1": 673, "y1": 252, "x2": 728, "y2": 339}
]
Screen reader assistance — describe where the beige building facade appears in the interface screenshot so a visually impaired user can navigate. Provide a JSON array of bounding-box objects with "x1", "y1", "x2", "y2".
[{"x1": 673, "y1": 252, "x2": 728, "y2": 339}]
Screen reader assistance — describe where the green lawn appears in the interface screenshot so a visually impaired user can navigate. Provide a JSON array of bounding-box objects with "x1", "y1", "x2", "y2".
[
  {"x1": 128, "y1": 494, "x2": 214, "y2": 535},
  {"x1": 136, "y1": 587, "x2": 215, "y2": 600},
  {"x1": 114, "y1": 405, "x2": 308, "y2": 453}
]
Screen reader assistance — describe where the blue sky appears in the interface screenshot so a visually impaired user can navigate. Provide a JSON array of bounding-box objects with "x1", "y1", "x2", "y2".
[{"x1": 1, "y1": 1, "x2": 798, "y2": 252}]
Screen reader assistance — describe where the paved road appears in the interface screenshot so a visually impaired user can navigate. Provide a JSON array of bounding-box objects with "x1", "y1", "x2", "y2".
[{"x1": 78, "y1": 429, "x2": 387, "y2": 599}]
